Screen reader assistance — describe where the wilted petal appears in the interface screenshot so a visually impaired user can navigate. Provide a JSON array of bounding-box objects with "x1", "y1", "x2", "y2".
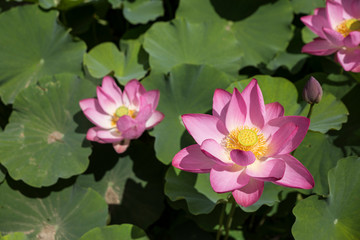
[
  {"x1": 210, "y1": 165, "x2": 249, "y2": 193},
  {"x1": 225, "y1": 88, "x2": 246, "y2": 131},
  {"x1": 230, "y1": 150, "x2": 256, "y2": 166},
  {"x1": 182, "y1": 114, "x2": 228, "y2": 145},
  {"x1": 232, "y1": 179, "x2": 264, "y2": 207},
  {"x1": 273, "y1": 154, "x2": 314, "y2": 189},
  {"x1": 213, "y1": 88, "x2": 231, "y2": 121},
  {"x1": 246, "y1": 158, "x2": 285, "y2": 181},
  {"x1": 173, "y1": 144, "x2": 215, "y2": 173},
  {"x1": 200, "y1": 139, "x2": 233, "y2": 165}
]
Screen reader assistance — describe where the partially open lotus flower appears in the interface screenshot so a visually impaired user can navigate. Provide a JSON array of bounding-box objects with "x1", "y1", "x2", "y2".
[
  {"x1": 173, "y1": 79, "x2": 314, "y2": 207},
  {"x1": 80, "y1": 76, "x2": 164, "y2": 153},
  {"x1": 301, "y1": 0, "x2": 360, "y2": 72}
]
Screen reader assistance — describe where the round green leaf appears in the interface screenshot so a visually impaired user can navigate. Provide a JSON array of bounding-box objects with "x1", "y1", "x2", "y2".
[
  {"x1": 143, "y1": 18, "x2": 242, "y2": 76},
  {"x1": 291, "y1": 0, "x2": 325, "y2": 14},
  {"x1": 294, "y1": 131, "x2": 344, "y2": 195},
  {"x1": 0, "y1": 5, "x2": 86, "y2": 104},
  {"x1": 123, "y1": 0, "x2": 163, "y2": 24},
  {"x1": 83, "y1": 40, "x2": 147, "y2": 85},
  {"x1": 232, "y1": 0, "x2": 293, "y2": 67},
  {"x1": 292, "y1": 157, "x2": 360, "y2": 240},
  {"x1": 176, "y1": 0, "x2": 221, "y2": 22},
  {"x1": 80, "y1": 224, "x2": 149, "y2": 240},
  {"x1": 0, "y1": 74, "x2": 95, "y2": 187},
  {"x1": 0, "y1": 232, "x2": 28, "y2": 240},
  {"x1": 0, "y1": 182, "x2": 108, "y2": 239},
  {"x1": 142, "y1": 64, "x2": 234, "y2": 164}
]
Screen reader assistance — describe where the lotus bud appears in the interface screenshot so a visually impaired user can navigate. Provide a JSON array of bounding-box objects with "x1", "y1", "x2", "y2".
[{"x1": 302, "y1": 76, "x2": 323, "y2": 104}]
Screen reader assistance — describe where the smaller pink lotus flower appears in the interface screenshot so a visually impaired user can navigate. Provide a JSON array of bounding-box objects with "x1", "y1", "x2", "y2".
[
  {"x1": 80, "y1": 76, "x2": 164, "y2": 153},
  {"x1": 173, "y1": 79, "x2": 314, "y2": 207},
  {"x1": 301, "y1": 0, "x2": 360, "y2": 72}
]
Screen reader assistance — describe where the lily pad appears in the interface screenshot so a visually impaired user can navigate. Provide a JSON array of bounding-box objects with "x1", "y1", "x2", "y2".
[
  {"x1": 83, "y1": 40, "x2": 147, "y2": 85},
  {"x1": 292, "y1": 157, "x2": 360, "y2": 240},
  {"x1": 123, "y1": 0, "x2": 164, "y2": 24},
  {"x1": 0, "y1": 74, "x2": 95, "y2": 187},
  {"x1": 143, "y1": 18, "x2": 242, "y2": 76},
  {"x1": 0, "y1": 5, "x2": 86, "y2": 103},
  {"x1": 0, "y1": 232, "x2": 28, "y2": 240},
  {"x1": 0, "y1": 181, "x2": 108, "y2": 239},
  {"x1": 79, "y1": 224, "x2": 149, "y2": 240},
  {"x1": 142, "y1": 64, "x2": 234, "y2": 164},
  {"x1": 291, "y1": 0, "x2": 325, "y2": 14}
]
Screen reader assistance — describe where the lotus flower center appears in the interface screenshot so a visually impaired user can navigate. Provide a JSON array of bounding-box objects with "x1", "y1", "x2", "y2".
[
  {"x1": 225, "y1": 127, "x2": 267, "y2": 159},
  {"x1": 336, "y1": 18, "x2": 360, "y2": 37},
  {"x1": 111, "y1": 106, "x2": 137, "y2": 126},
  {"x1": 237, "y1": 129, "x2": 258, "y2": 146},
  {"x1": 115, "y1": 106, "x2": 129, "y2": 117}
]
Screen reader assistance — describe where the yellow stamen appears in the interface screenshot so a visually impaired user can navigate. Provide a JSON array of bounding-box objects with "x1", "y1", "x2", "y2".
[
  {"x1": 111, "y1": 106, "x2": 138, "y2": 127},
  {"x1": 336, "y1": 18, "x2": 360, "y2": 37}
]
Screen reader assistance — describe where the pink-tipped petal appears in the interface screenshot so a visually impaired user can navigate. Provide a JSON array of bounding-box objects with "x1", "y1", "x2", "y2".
[
  {"x1": 112, "y1": 139, "x2": 130, "y2": 153},
  {"x1": 101, "y1": 76, "x2": 123, "y2": 106},
  {"x1": 326, "y1": 1, "x2": 346, "y2": 29},
  {"x1": 241, "y1": 79, "x2": 266, "y2": 129},
  {"x1": 225, "y1": 88, "x2": 246, "y2": 131},
  {"x1": 145, "y1": 111, "x2": 164, "y2": 129},
  {"x1": 264, "y1": 102, "x2": 284, "y2": 123},
  {"x1": 342, "y1": 0, "x2": 360, "y2": 18},
  {"x1": 300, "y1": 8, "x2": 331, "y2": 38},
  {"x1": 182, "y1": 114, "x2": 228, "y2": 145},
  {"x1": 230, "y1": 150, "x2": 256, "y2": 166},
  {"x1": 302, "y1": 38, "x2": 339, "y2": 56},
  {"x1": 210, "y1": 165, "x2": 249, "y2": 193},
  {"x1": 212, "y1": 89, "x2": 231, "y2": 121},
  {"x1": 95, "y1": 129, "x2": 123, "y2": 143},
  {"x1": 262, "y1": 116, "x2": 310, "y2": 154},
  {"x1": 337, "y1": 48, "x2": 360, "y2": 71},
  {"x1": 344, "y1": 31, "x2": 360, "y2": 48},
  {"x1": 135, "y1": 104, "x2": 153, "y2": 123},
  {"x1": 172, "y1": 144, "x2": 215, "y2": 173},
  {"x1": 86, "y1": 127, "x2": 105, "y2": 143},
  {"x1": 273, "y1": 154, "x2": 314, "y2": 189},
  {"x1": 83, "y1": 108, "x2": 113, "y2": 129},
  {"x1": 322, "y1": 28, "x2": 344, "y2": 46},
  {"x1": 123, "y1": 79, "x2": 145, "y2": 108},
  {"x1": 141, "y1": 90, "x2": 160, "y2": 110},
  {"x1": 117, "y1": 115, "x2": 146, "y2": 139},
  {"x1": 79, "y1": 98, "x2": 106, "y2": 114},
  {"x1": 200, "y1": 139, "x2": 233, "y2": 165},
  {"x1": 266, "y1": 122, "x2": 298, "y2": 156},
  {"x1": 246, "y1": 158, "x2": 285, "y2": 181},
  {"x1": 96, "y1": 86, "x2": 117, "y2": 115},
  {"x1": 232, "y1": 179, "x2": 264, "y2": 207}
]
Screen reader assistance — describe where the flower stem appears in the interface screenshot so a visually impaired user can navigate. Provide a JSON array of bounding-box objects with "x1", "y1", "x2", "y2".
[
  {"x1": 224, "y1": 196, "x2": 237, "y2": 240},
  {"x1": 306, "y1": 103, "x2": 315, "y2": 119},
  {"x1": 216, "y1": 202, "x2": 226, "y2": 240}
]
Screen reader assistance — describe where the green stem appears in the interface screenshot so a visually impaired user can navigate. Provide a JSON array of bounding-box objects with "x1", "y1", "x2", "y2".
[
  {"x1": 224, "y1": 196, "x2": 237, "y2": 240},
  {"x1": 216, "y1": 202, "x2": 226, "y2": 240},
  {"x1": 306, "y1": 103, "x2": 315, "y2": 119}
]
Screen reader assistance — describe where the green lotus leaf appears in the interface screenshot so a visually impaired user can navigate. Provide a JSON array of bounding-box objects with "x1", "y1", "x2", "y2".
[
  {"x1": 0, "y1": 5, "x2": 86, "y2": 104},
  {"x1": 0, "y1": 74, "x2": 95, "y2": 187},
  {"x1": 0, "y1": 232, "x2": 28, "y2": 240},
  {"x1": 294, "y1": 131, "x2": 344, "y2": 195},
  {"x1": 292, "y1": 157, "x2": 360, "y2": 240},
  {"x1": 232, "y1": 0, "x2": 293, "y2": 67},
  {"x1": 142, "y1": 64, "x2": 234, "y2": 164},
  {"x1": 79, "y1": 224, "x2": 149, "y2": 240},
  {"x1": 291, "y1": 0, "x2": 325, "y2": 14},
  {"x1": 83, "y1": 40, "x2": 147, "y2": 85},
  {"x1": 123, "y1": 0, "x2": 163, "y2": 24},
  {"x1": 76, "y1": 141, "x2": 165, "y2": 229},
  {"x1": 0, "y1": 181, "x2": 108, "y2": 239},
  {"x1": 143, "y1": 18, "x2": 242, "y2": 76},
  {"x1": 176, "y1": 0, "x2": 221, "y2": 22},
  {"x1": 266, "y1": 52, "x2": 308, "y2": 74}
]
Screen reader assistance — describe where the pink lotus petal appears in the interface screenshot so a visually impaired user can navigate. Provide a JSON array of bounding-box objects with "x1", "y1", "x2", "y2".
[
  {"x1": 135, "y1": 104, "x2": 153, "y2": 123},
  {"x1": 225, "y1": 88, "x2": 246, "y2": 131},
  {"x1": 79, "y1": 98, "x2": 106, "y2": 114},
  {"x1": 273, "y1": 154, "x2": 314, "y2": 189},
  {"x1": 302, "y1": 38, "x2": 339, "y2": 56},
  {"x1": 322, "y1": 28, "x2": 344, "y2": 46},
  {"x1": 172, "y1": 144, "x2": 215, "y2": 173},
  {"x1": 232, "y1": 179, "x2": 264, "y2": 207},
  {"x1": 96, "y1": 86, "x2": 117, "y2": 115},
  {"x1": 241, "y1": 79, "x2": 266, "y2": 129},
  {"x1": 145, "y1": 111, "x2": 164, "y2": 129},
  {"x1": 326, "y1": 0, "x2": 346, "y2": 29},
  {"x1": 116, "y1": 115, "x2": 146, "y2": 139},
  {"x1": 246, "y1": 158, "x2": 285, "y2": 181},
  {"x1": 342, "y1": 0, "x2": 360, "y2": 18},
  {"x1": 344, "y1": 31, "x2": 360, "y2": 48},
  {"x1": 266, "y1": 122, "x2": 298, "y2": 156},
  {"x1": 112, "y1": 139, "x2": 130, "y2": 154},
  {"x1": 262, "y1": 116, "x2": 310, "y2": 154},
  {"x1": 95, "y1": 128, "x2": 123, "y2": 143},
  {"x1": 212, "y1": 89, "x2": 231, "y2": 122},
  {"x1": 101, "y1": 76, "x2": 123, "y2": 106},
  {"x1": 230, "y1": 150, "x2": 256, "y2": 166},
  {"x1": 301, "y1": 8, "x2": 331, "y2": 38},
  {"x1": 337, "y1": 48, "x2": 360, "y2": 71},
  {"x1": 210, "y1": 165, "x2": 249, "y2": 193},
  {"x1": 83, "y1": 108, "x2": 113, "y2": 129},
  {"x1": 141, "y1": 90, "x2": 160, "y2": 110},
  {"x1": 182, "y1": 114, "x2": 228, "y2": 145},
  {"x1": 86, "y1": 127, "x2": 106, "y2": 143},
  {"x1": 200, "y1": 139, "x2": 233, "y2": 165},
  {"x1": 123, "y1": 79, "x2": 145, "y2": 108},
  {"x1": 264, "y1": 102, "x2": 284, "y2": 124}
]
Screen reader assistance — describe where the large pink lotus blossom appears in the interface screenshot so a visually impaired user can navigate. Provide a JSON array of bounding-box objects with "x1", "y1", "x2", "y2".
[
  {"x1": 301, "y1": 0, "x2": 360, "y2": 72},
  {"x1": 80, "y1": 76, "x2": 164, "y2": 153},
  {"x1": 172, "y1": 79, "x2": 314, "y2": 207}
]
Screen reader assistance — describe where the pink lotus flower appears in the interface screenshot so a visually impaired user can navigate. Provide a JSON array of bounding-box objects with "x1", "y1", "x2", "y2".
[
  {"x1": 172, "y1": 79, "x2": 314, "y2": 207},
  {"x1": 301, "y1": 0, "x2": 360, "y2": 72},
  {"x1": 80, "y1": 76, "x2": 164, "y2": 153}
]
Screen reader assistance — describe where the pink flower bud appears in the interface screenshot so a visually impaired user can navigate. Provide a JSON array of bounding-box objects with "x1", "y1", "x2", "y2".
[{"x1": 302, "y1": 76, "x2": 323, "y2": 104}]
